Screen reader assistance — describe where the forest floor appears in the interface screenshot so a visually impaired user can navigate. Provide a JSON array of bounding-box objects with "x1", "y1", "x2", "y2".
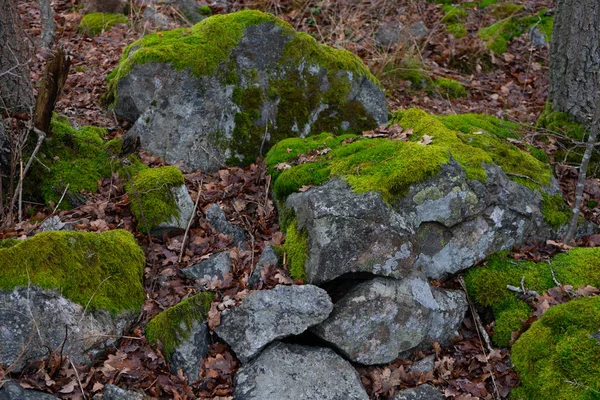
[{"x1": 3, "y1": 0, "x2": 600, "y2": 399}]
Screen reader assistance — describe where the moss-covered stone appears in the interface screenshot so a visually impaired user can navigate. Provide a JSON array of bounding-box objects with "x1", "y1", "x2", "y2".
[
  {"x1": 0, "y1": 230, "x2": 145, "y2": 314},
  {"x1": 465, "y1": 248, "x2": 600, "y2": 347},
  {"x1": 0, "y1": 238, "x2": 19, "y2": 249},
  {"x1": 107, "y1": 10, "x2": 385, "y2": 171},
  {"x1": 511, "y1": 296, "x2": 600, "y2": 400},
  {"x1": 79, "y1": 12, "x2": 128, "y2": 36},
  {"x1": 145, "y1": 292, "x2": 214, "y2": 357},
  {"x1": 266, "y1": 108, "x2": 553, "y2": 205},
  {"x1": 29, "y1": 116, "x2": 145, "y2": 209},
  {"x1": 126, "y1": 166, "x2": 184, "y2": 232},
  {"x1": 432, "y1": 77, "x2": 468, "y2": 98},
  {"x1": 478, "y1": 9, "x2": 553, "y2": 54}
]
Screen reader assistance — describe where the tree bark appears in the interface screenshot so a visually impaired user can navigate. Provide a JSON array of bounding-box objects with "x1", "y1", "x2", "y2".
[
  {"x1": 34, "y1": 48, "x2": 71, "y2": 134},
  {"x1": 39, "y1": 0, "x2": 55, "y2": 52},
  {"x1": 549, "y1": 0, "x2": 600, "y2": 125},
  {"x1": 0, "y1": 0, "x2": 33, "y2": 115}
]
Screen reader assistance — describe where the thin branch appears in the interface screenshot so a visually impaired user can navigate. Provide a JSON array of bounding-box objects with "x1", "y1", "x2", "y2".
[{"x1": 178, "y1": 180, "x2": 203, "y2": 263}]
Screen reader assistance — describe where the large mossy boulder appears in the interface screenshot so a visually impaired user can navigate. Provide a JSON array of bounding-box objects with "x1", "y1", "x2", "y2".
[
  {"x1": 266, "y1": 108, "x2": 569, "y2": 285},
  {"x1": 466, "y1": 247, "x2": 600, "y2": 347},
  {"x1": 0, "y1": 230, "x2": 145, "y2": 371},
  {"x1": 108, "y1": 10, "x2": 387, "y2": 172},
  {"x1": 511, "y1": 296, "x2": 600, "y2": 400}
]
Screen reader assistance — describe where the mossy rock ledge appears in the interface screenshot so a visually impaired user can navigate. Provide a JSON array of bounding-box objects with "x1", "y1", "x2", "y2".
[
  {"x1": 265, "y1": 108, "x2": 570, "y2": 285},
  {"x1": 108, "y1": 10, "x2": 386, "y2": 172},
  {"x1": 0, "y1": 230, "x2": 145, "y2": 372}
]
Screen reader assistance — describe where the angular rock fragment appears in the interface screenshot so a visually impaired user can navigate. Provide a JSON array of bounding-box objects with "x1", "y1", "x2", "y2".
[
  {"x1": 234, "y1": 342, "x2": 368, "y2": 400},
  {"x1": 215, "y1": 285, "x2": 332, "y2": 362}
]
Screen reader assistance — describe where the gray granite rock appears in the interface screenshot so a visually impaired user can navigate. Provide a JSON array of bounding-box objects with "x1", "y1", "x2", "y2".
[
  {"x1": 215, "y1": 285, "x2": 332, "y2": 362},
  {"x1": 39, "y1": 216, "x2": 72, "y2": 232},
  {"x1": 392, "y1": 384, "x2": 443, "y2": 400},
  {"x1": 407, "y1": 21, "x2": 429, "y2": 39},
  {"x1": 285, "y1": 159, "x2": 564, "y2": 284},
  {"x1": 249, "y1": 245, "x2": 279, "y2": 287},
  {"x1": 375, "y1": 22, "x2": 404, "y2": 48},
  {"x1": 0, "y1": 287, "x2": 134, "y2": 373},
  {"x1": 0, "y1": 381, "x2": 58, "y2": 400},
  {"x1": 234, "y1": 342, "x2": 369, "y2": 400},
  {"x1": 102, "y1": 384, "x2": 145, "y2": 400},
  {"x1": 182, "y1": 251, "x2": 232, "y2": 282},
  {"x1": 152, "y1": 185, "x2": 194, "y2": 236},
  {"x1": 411, "y1": 355, "x2": 435, "y2": 374},
  {"x1": 530, "y1": 27, "x2": 547, "y2": 47},
  {"x1": 205, "y1": 204, "x2": 246, "y2": 247},
  {"x1": 113, "y1": 11, "x2": 386, "y2": 172},
  {"x1": 312, "y1": 276, "x2": 466, "y2": 365},
  {"x1": 168, "y1": 321, "x2": 210, "y2": 381}
]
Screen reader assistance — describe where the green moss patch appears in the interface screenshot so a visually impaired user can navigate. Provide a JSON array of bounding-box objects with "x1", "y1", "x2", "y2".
[
  {"x1": 126, "y1": 166, "x2": 185, "y2": 232},
  {"x1": 282, "y1": 218, "x2": 309, "y2": 281},
  {"x1": 478, "y1": 9, "x2": 553, "y2": 54},
  {"x1": 29, "y1": 116, "x2": 145, "y2": 209},
  {"x1": 511, "y1": 296, "x2": 600, "y2": 400},
  {"x1": 79, "y1": 12, "x2": 128, "y2": 36},
  {"x1": 441, "y1": 5, "x2": 469, "y2": 38},
  {"x1": 145, "y1": 292, "x2": 214, "y2": 357},
  {"x1": 432, "y1": 77, "x2": 468, "y2": 98},
  {"x1": 266, "y1": 108, "x2": 553, "y2": 204},
  {"x1": 0, "y1": 230, "x2": 145, "y2": 314},
  {"x1": 465, "y1": 248, "x2": 600, "y2": 347}
]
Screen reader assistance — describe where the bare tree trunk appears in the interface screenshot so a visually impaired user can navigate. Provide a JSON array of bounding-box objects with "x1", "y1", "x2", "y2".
[
  {"x1": 0, "y1": 0, "x2": 33, "y2": 115},
  {"x1": 34, "y1": 48, "x2": 71, "y2": 134},
  {"x1": 38, "y1": 0, "x2": 55, "y2": 52},
  {"x1": 549, "y1": 0, "x2": 600, "y2": 126}
]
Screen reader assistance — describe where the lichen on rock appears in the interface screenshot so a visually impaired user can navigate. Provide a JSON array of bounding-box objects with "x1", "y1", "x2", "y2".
[{"x1": 108, "y1": 10, "x2": 387, "y2": 172}]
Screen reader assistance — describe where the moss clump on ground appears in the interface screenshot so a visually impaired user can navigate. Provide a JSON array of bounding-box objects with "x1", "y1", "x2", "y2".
[
  {"x1": 432, "y1": 77, "x2": 468, "y2": 98},
  {"x1": 0, "y1": 238, "x2": 20, "y2": 249},
  {"x1": 198, "y1": 5, "x2": 212, "y2": 16},
  {"x1": 465, "y1": 248, "x2": 600, "y2": 347},
  {"x1": 511, "y1": 296, "x2": 600, "y2": 400},
  {"x1": 266, "y1": 108, "x2": 553, "y2": 204},
  {"x1": 126, "y1": 166, "x2": 184, "y2": 232},
  {"x1": 0, "y1": 230, "x2": 145, "y2": 314},
  {"x1": 145, "y1": 292, "x2": 214, "y2": 357},
  {"x1": 79, "y1": 12, "x2": 128, "y2": 36},
  {"x1": 478, "y1": 9, "x2": 553, "y2": 54},
  {"x1": 380, "y1": 57, "x2": 429, "y2": 90},
  {"x1": 441, "y1": 5, "x2": 468, "y2": 38},
  {"x1": 30, "y1": 116, "x2": 145, "y2": 208}
]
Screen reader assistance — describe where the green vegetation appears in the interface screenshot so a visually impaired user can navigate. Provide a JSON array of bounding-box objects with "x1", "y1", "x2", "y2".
[
  {"x1": 198, "y1": 5, "x2": 212, "y2": 16},
  {"x1": 107, "y1": 10, "x2": 381, "y2": 165},
  {"x1": 30, "y1": 116, "x2": 145, "y2": 208},
  {"x1": 465, "y1": 248, "x2": 600, "y2": 347},
  {"x1": 432, "y1": 77, "x2": 468, "y2": 98},
  {"x1": 441, "y1": 5, "x2": 468, "y2": 38},
  {"x1": 265, "y1": 108, "x2": 553, "y2": 204},
  {"x1": 126, "y1": 166, "x2": 185, "y2": 232},
  {"x1": 145, "y1": 292, "x2": 214, "y2": 357},
  {"x1": 511, "y1": 296, "x2": 600, "y2": 400},
  {"x1": 478, "y1": 8, "x2": 553, "y2": 54},
  {"x1": 282, "y1": 219, "x2": 309, "y2": 280},
  {"x1": 79, "y1": 12, "x2": 128, "y2": 36},
  {"x1": 0, "y1": 230, "x2": 145, "y2": 314},
  {"x1": 538, "y1": 103, "x2": 600, "y2": 177},
  {"x1": 0, "y1": 238, "x2": 20, "y2": 249}
]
